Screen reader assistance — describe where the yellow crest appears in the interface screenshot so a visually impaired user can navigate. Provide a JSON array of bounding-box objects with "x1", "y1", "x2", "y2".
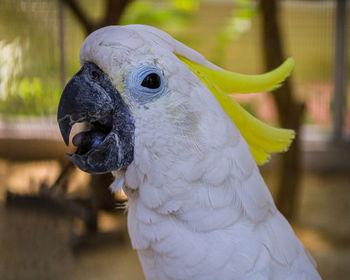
[{"x1": 176, "y1": 54, "x2": 295, "y2": 165}]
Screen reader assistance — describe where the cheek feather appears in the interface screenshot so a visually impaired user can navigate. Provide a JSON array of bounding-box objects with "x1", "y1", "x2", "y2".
[{"x1": 166, "y1": 103, "x2": 200, "y2": 134}]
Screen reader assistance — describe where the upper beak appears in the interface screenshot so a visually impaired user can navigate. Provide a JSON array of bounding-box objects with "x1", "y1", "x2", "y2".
[
  {"x1": 57, "y1": 62, "x2": 134, "y2": 174},
  {"x1": 58, "y1": 63, "x2": 115, "y2": 146}
]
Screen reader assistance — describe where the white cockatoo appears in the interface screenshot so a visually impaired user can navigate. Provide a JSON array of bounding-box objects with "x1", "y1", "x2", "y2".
[{"x1": 57, "y1": 25, "x2": 321, "y2": 280}]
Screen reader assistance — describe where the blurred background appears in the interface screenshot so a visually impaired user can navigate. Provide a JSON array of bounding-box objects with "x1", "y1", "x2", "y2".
[{"x1": 0, "y1": 0, "x2": 349, "y2": 279}]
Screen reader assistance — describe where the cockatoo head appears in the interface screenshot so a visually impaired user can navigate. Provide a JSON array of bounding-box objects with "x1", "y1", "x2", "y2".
[{"x1": 58, "y1": 25, "x2": 294, "y2": 174}]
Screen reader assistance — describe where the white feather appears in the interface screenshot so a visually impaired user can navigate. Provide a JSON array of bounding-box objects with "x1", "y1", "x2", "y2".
[{"x1": 109, "y1": 170, "x2": 125, "y2": 192}]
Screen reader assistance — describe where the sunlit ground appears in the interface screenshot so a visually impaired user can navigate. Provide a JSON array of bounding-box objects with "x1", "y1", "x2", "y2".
[{"x1": 0, "y1": 160, "x2": 349, "y2": 280}]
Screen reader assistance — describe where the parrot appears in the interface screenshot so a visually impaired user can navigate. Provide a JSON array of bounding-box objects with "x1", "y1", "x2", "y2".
[{"x1": 57, "y1": 24, "x2": 321, "y2": 280}]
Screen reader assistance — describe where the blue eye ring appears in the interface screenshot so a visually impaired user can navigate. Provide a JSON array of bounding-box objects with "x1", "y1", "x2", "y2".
[{"x1": 126, "y1": 65, "x2": 167, "y2": 105}]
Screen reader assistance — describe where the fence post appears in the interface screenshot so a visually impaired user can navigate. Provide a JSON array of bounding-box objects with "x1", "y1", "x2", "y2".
[{"x1": 332, "y1": 0, "x2": 348, "y2": 142}]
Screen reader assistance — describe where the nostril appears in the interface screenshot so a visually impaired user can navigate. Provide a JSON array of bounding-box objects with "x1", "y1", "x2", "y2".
[{"x1": 91, "y1": 70, "x2": 100, "y2": 81}]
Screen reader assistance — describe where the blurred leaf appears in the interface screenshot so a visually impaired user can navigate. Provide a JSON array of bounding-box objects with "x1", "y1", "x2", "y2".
[
  {"x1": 121, "y1": 0, "x2": 199, "y2": 30},
  {"x1": 212, "y1": 0, "x2": 257, "y2": 66},
  {"x1": 0, "y1": 76, "x2": 61, "y2": 116},
  {"x1": 173, "y1": 0, "x2": 199, "y2": 12}
]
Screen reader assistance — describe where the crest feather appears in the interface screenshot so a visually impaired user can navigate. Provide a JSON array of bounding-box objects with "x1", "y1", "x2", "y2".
[{"x1": 176, "y1": 54, "x2": 295, "y2": 165}]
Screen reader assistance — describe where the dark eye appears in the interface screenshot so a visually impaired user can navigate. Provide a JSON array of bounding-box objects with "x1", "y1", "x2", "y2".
[{"x1": 141, "y1": 73, "x2": 161, "y2": 89}]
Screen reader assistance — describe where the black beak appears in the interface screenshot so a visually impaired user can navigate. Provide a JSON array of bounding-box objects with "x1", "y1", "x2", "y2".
[{"x1": 57, "y1": 62, "x2": 134, "y2": 174}]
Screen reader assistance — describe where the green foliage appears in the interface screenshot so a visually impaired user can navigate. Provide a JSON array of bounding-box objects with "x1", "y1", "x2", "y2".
[
  {"x1": 0, "y1": 0, "x2": 200, "y2": 116},
  {"x1": 121, "y1": 0, "x2": 199, "y2": 30},
  {"x1": 212, "y1": 0, "x2": 258, "y2": 65},
  {"x1": 0, "y1": 77, "x2": 61, "y2": 115},
  {"x1": 222, "y1": 0, "x2": 257, "y2": 42}
]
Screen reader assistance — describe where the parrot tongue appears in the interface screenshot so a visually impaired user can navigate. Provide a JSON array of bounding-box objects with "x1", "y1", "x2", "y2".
[{"x1": 71, "y1": 116, "x2": 114, "y2": 156}]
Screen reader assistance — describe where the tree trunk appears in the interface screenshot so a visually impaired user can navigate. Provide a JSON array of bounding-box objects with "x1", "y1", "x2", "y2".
[
  {"x1": 88, "y1": 173, "x2": 115, "y2": 233},
  {"x1": 61, "y1": 0, "x2": 132, "y2": 34},
  {"x1": 260, "y1": 0, "x2": 305, "y2": 221}
]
